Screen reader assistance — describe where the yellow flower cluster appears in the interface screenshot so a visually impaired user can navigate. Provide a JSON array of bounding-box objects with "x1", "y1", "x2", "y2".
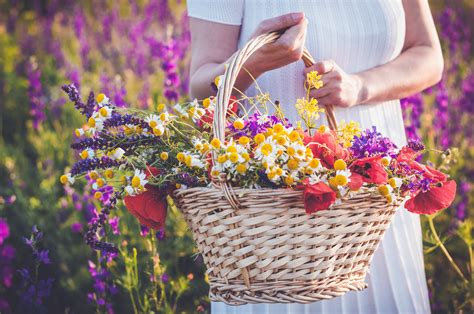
[
  {"x1": 295, "y1": 98, "x2": 325, "y2": 129},
  {"x1": 337, "y1": 120, "x2": 362, "y2": 147},
  {"x1": 306, "y1": 71, "x2": 324, "y2": 90}
]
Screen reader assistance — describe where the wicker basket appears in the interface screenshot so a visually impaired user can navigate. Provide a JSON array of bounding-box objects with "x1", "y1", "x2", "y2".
[{"x1": 173, "y1": 32, "x2": 403, "y2": 305}]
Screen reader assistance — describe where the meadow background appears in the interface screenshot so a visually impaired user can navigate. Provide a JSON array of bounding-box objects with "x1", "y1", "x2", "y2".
[{"x1": 0, "y1": 0, "x2": 472, "y2": 313}]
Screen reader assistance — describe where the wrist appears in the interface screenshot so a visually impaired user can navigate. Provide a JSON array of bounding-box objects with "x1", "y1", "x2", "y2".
[
  {"x1": 353, "y1": 73, "x2": 369, "y2": 104},
  {"x1": 242, "y1": 52, "x2": 266, "y2": 79}
]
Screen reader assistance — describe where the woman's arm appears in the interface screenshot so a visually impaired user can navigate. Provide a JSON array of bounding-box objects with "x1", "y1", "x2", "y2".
[
  {"x1": 306, "y1": 0, "x2": 443, "y2": 107},
  {"x1": 189, "y1": 13, "x2": 308, "y2": 99}
]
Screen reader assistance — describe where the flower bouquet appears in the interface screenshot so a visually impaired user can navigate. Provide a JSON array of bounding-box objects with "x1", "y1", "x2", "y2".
[{"x1": 62, "y1": 32, "x2": 456, "y2": 304}]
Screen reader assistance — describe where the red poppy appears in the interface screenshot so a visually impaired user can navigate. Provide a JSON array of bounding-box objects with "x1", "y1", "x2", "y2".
[
  {"x1": 349, "y1": 156, "x2": 388, "y2": 186},
  {"x1": 396, "y1": 147, "x2": 447, "y2": 183},
  {"x1": 123, "y1": 166, "x2": 169, "y2": 230},
  {"x1": 301, "y1": 181, "x2": 337, "y2": 213},
  {"x1": 304, "y1": 131, "x2": 349, "y2": 168},
  {"x1": 348, "y1": 172, "x2": 364, "y2": 191},
  {"x1": 405, "y1": 180, "x2": 457, "y2": 214}
]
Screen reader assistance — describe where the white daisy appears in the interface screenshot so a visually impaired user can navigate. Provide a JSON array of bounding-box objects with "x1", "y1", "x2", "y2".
[
  {"x1": 309, "y1": 173, "x2": 328, "y2": 185},
  {"x1": 98, "y1": 105, "x2": 113, "y2": 119},
  {"x1": 87, "y1": 112, "x2": 104, "y2": 135},
  {"x1": 109, "y1": 148, "x2": 125, "y2": 160},
  {"x1": 145, "y1": 114, "x2": 161, "y2": 128},
  {"x1": 96, "y1": 93, "x2": 110, "y2": 105},
  {"x1": 131, "y1": 169, "x2": 148, "y2": 190},
  {"x1": 60, "y1": 173, "x2": 75, "y2": 185}
]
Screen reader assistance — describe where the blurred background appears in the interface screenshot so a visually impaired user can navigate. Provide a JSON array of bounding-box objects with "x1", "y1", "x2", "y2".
[{"x1": 0, "y1": 0, "x2": 472, "y2": 313}]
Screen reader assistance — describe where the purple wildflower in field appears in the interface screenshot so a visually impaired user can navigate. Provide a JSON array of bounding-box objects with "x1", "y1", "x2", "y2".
[
  {"x1": 140, "y1": 225, "x2": 150, "y2": 237},
  {"x1": 108, "y1": 216, "x2": 120, "y2": 235},
  {"x1": 456, "y1": 181, "x2": 470, "y2": 221},
  {"x1": 156, "y1": 229, "x2": 165, "y2": 240},
  {"x1": 27, "y1": 58, "x2": 46, "y2": 129},
  {"x1": 71, "y1": 222, "x2": 83, "y2": 233},
  {"x1": 400, "y1": 93, "x2": 423, "y2": 141},
  {"x1": 1, "y1": 224, "x2": 15, "y2": 289},
  {"x1": 350, "y1": 127, "x2": 398, "y2": 158},
  {"x1": 0, "y1": 219, "x2": 9, "y2": 245},
  {"x1": 434, "y1": 81, "x2": 450, "y2": 148},
  {"x1": 17, "y1": 226, "x2": 54, "y2": 307},
  {"x1": 87, "y1": 259, "x2": 116, "y2": 312}
]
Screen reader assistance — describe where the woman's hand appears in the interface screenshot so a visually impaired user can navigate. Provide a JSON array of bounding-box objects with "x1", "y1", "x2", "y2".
[
  {"x1": 304, "y1": 60, "x2": 364, "y2": 108},
  {"x1": 244, "y1": 12, "x2": 308, "y2": 78}
]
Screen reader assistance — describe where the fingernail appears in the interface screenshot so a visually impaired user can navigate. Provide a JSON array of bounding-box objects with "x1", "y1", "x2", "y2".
[{"x1": 291, "y1": 12, "x2": 304, "y2": 22}]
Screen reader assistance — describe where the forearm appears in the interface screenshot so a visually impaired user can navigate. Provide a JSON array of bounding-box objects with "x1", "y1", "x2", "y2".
[
  {"x1": 190, "y1": 58, "x2": 261, "y2": 100},
  {"x1": 356, "y1": 45, "x2": 443, "y2": 104}
]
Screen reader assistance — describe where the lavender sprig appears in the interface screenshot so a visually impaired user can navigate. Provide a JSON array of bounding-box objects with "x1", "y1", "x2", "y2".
[
  {"x1": 71, "y1": 134, "x2": 161, "y2": 151},
  {"x1": 84, "y1": 192, "x2": 121, "y2": 254},
  {"x1": 103, "y1": 112, "x2": 150, "y2": 130},
  {"x1": 62, "y1": 83, "x2": 95, "y2": 118},
  {"x1": 70, "y1": 157, "x2": 123, "y2": 176}
]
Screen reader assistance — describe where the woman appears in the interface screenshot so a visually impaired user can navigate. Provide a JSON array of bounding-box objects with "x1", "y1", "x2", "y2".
[{"x1": 187, "y1": 0, "x2": 443, "y2": 313}]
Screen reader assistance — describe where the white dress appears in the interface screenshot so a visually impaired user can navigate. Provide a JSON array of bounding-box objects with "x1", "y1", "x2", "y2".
[{"x1": 188, "y1": 1, "x2": 431, "y2": 313}]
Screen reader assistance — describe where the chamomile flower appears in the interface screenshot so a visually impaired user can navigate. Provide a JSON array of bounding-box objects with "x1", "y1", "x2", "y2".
[
  {"x1": 87, "y1": 113, "x2": 104, "y2": 135},
  {"x1": 388, "y1": 177, "x2": 403, "y2": 189},
  {"x1": 159, "y1": 112, "x2": 170, "y2": 122},
  {"x1": 284, "y1": 171, "x2": 299, "y2": 186},
  {"x1": 131, "y1": 169, "x2": 148, "y2": 190},
  {"x1": 202, "y1": 97, "x2": 215, "y2": 110},
  {"x1": 98, "y1": 105, "x2": 113, "y2": 119},
  {"x1": 189, "y1": 106, "x2": 206, "y2": 122},
  {"x1": 173, "y1": 103, "x2": 189, "y2": 118},
  {"x1": 254, "y1": 138, "x2": 279, "y2": 160},
  {"x1": 378, "y1": 184, "x2": 395, "y2": 203},
  {"x1": 145, "y1": 114, "x2": 161, "y2": 128},
  {"x1": 266, "y1": 166, "x2": 283, "y2": 183},
  {"x1": 214, "y1": 75, "x2": 223, "y2": 88},
  {"x1": 287, "y1": 142, "x2": 306, "y2": 160},
  {"x1": 184, "y1": 154, "x2": 205, "y2": 169},
  {"x1": 334, "y1": 169, "x2": 352, "y2": 186},
  {"x1": 153, "y1": 123, "x2": 165, "y2": 136},
  {"x1": 109, "y1": 148, "x2": 125, "y2": 160},
  {"x1": 309, "y1": 173, "x2": 328, "y2": 185},
  {"x1": 381, "y1": 156, "x2": 392, "y2": 167},
  {"x1": 75, "y1": 128, "x2": 85, "y2": 137},
  {"x1": 96, "y1": 93, "x2": 110, "y2": 105},
  {"x1": 92, "y1": 178, "x2": 106, "y2": 190},
  {"x1": 80, "y1": 148, "x2": 95, "y2": 159},
  {"x1": 257, "y1": 114, "x2": 269, "y2": 126},
  {"x1": 378, "y1": 184, "x2": 393, "y2": 197},
  {"x1": 60, "y1": 173, "x2": 75, "y2": 185}
]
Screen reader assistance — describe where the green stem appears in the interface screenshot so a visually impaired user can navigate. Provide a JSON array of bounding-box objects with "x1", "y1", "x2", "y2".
[
  {"x1": 128, "y1": 289, "x2": 139, "y2": 314},
  {"x1": 428, "y1": 216, "x2": 469, "y2": 285}
]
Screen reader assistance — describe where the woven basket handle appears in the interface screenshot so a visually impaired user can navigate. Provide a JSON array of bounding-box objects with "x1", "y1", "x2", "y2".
[{"x1": 212, "y1": 31, "x2": 338, "y2": 146}]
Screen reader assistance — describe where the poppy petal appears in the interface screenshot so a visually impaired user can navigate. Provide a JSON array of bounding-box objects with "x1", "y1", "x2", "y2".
[{"x1": 405, "y1": 180, "x2": 457, "y2": 214}]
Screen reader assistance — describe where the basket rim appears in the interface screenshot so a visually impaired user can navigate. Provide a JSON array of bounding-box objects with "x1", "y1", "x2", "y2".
[{"x1": 172, "y1": 186, "x2": 408, "y2": 211}]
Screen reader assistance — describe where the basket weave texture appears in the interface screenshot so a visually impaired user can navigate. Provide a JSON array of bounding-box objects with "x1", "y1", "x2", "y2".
[{"x1": 173, "y1": 32, "x2": 402, "y2": 305}]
